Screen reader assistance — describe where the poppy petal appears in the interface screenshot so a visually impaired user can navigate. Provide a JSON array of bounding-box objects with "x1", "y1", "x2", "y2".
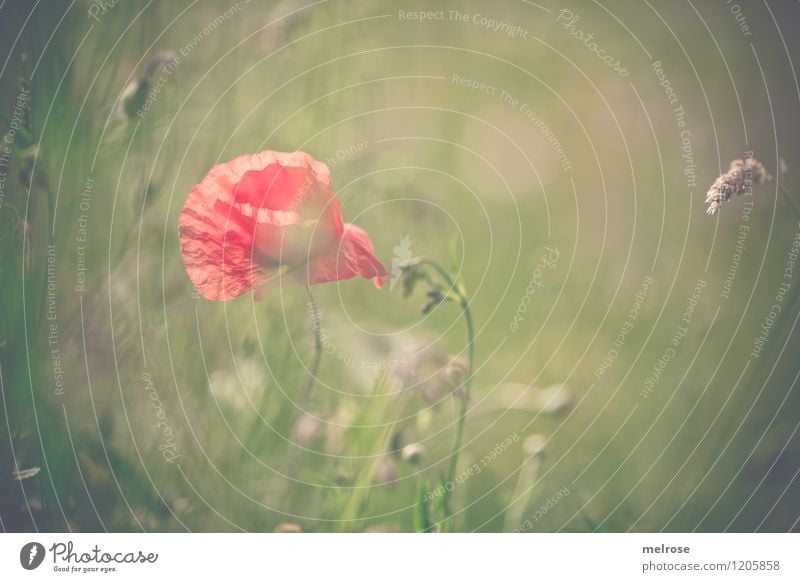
[
  {"x1": 179, "y1": 188, "x2": 274, "y2": 301},
  {"x1": 176, "y1": 152, "x2": 302, "y2": 300},
  {"x1": 230, "y1": 152, "x2": 342, "y2": 228},
  {"x1": 234, "y1": 164, "x2": 309, "y2": 211},
  {"x1": 179, "y1": 150, "x2": 379, "y2": 301},
  {"x1": 302, "y1": 224, "x2": 389, "y2": 288}
]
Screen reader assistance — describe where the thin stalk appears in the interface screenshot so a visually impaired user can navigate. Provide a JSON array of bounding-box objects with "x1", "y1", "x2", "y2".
[
  {"x1": 503, "y1": 451, "x2": 543, "y2": 532},
  {"x1": 278, "y1": 287, "x2": 325, "y2": 492},
  {"x1": 442, "y1": 298, "x2": 474, "y2": 530},
  {"x1": 415, "y1": 257, "x2": 475, "y2": 530},
  {"x1": 338, "y1": 372, "x2": 408, "y2": 530},
  {"x1": 416, "y1": 257, "x2": 457, "y2": 289},
  {"x1": 301, "y1": 285, "x2": 323, "y2": 410},
  {"x1": 778, "y1": 183, "x2": 800, "y2": 223}
]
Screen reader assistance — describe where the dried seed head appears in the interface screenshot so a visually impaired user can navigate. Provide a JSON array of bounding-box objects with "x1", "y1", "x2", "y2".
[{"x1": 705, "y1": 158, "x2": 771, "y2": 215}]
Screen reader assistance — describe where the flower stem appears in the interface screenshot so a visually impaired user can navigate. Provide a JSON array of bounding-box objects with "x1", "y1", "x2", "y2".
[
  {"x1": 301, "y1": 285, "x2": 323, "y2": 410},
  {"x1": 442, "y1": 296, "x2": 474, "y2": 530},
  {"x1": 413, "y1": 257, "x2": 475, "y2": 530}
]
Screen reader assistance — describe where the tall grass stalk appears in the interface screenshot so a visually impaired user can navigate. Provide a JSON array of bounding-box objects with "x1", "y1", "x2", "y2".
[
  {"x1": 777, "y1": 183, "x2": 800, "y2": 222},
  {"x1": 406, "y1": 256, "x2": 475, "y2": 531},
  {"x1": 337, "y1": 371, "x2": 408, "y2": 531},
  {"x1": 301, "y1": 285, "x2": 323, "y2": 410}
]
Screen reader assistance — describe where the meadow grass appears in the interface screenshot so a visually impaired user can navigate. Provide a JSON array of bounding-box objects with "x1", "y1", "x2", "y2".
[{"x1": 1, "y1": 0, "x2": 799, "y2": 532}]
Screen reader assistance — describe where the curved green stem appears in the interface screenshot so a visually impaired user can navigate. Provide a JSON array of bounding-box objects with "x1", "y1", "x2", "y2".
[
  {"x1": 415, "y1": 257, "x2": 475, "y2": 531},
  {"x1": 416, "y1": 256, "x2": 458, "y2": 289},
  {"x1": 443, "y1": 297, "x2": 474, "y2": 530}
]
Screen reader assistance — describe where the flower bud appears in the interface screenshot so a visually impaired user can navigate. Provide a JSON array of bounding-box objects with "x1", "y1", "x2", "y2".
[
  {"x1": 523, "y1": 434, "x2": 546, "y2": 459},
  {"x1": 401, "y1": 443, "x2": 425, "y2": 466},
  {"x1": 535, "y1": 384, "x2": 572, "y2": 416},
  {"x1": 421, "y1": 289, "x2": 445, "y2": 314},
  {"x1": 415, "y1": 408, "x2": 433, "y2": 432},
  {"x1": 444, "y1": 356, "x2": 469, "y2": 389}
]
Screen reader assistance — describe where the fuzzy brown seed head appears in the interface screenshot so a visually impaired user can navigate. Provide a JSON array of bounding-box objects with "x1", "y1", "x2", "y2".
[{"x1": 705, "y1": 158, "x2": 771, "y2": 215}]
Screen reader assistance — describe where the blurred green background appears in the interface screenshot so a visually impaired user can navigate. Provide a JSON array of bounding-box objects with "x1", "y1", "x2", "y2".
[{"x1": 1, "y1": 0, "x2": 800, "y2": 532}]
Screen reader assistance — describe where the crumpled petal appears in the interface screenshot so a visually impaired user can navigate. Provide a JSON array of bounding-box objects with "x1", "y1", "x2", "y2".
[
  {"x1": 179, "y1": 193, "x2": 271, "y2": 301},
  {"x1": 179, "y1": 150, "x2": 386, "y2": 301},
  {"x1": 179, "y1": 152, "x2": 327, "y2": 300},
  {"x1": 301, "y1": 223, "x2": 389, "y2": 288}
]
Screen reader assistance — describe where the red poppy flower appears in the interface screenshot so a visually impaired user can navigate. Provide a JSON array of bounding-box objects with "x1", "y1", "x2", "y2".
[{"x1": 179, "y1": 150, "x2": 388, "y2": 301}]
